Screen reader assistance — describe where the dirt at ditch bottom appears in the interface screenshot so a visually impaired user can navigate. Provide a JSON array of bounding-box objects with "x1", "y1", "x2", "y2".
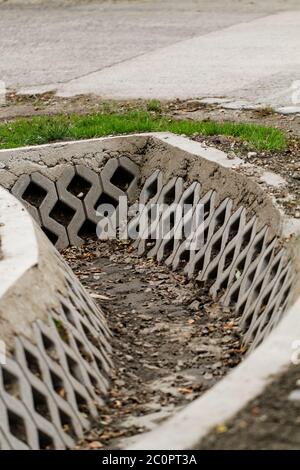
[{"x1": 62, "y1": 238, "x2": 244, "y2": 449}]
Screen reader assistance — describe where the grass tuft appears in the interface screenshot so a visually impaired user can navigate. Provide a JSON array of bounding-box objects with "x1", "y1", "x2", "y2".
[
  {"x1": 0, "y1": 111, "x2": 287, "y2": 151},
  {"x1": 146, "y1": 99, "x2": 162, "y2": 112}
]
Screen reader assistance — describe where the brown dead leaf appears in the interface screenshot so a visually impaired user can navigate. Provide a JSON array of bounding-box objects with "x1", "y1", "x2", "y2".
[
  {"x1": 90, "y1": 293, "x2": 111, "y2": 300},
  {"x1": 177, "y1": 387, "x2": 193, "y2": 395},
  {"x1": 88, "y1": 441, "x2": 103, "y2": 449},
  {"x1": 216, "y1": 424, "x2": 228, "y2": 434}
]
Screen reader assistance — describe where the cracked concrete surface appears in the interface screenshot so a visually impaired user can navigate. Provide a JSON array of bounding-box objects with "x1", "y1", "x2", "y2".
[{"x1": 1, "y1": 0, "x2": 300, "y2": 109}]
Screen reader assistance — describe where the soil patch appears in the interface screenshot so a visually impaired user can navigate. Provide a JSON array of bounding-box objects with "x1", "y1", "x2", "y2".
[
  {"x1": 192, "y1": 133, "x2": 300, "y2": 218},
  {"x1": 198, "y1": 363, "x2": 300, "y2": 450},
  {"x1": 62, "y1": 238, "x2": 244, "y2": 449}
]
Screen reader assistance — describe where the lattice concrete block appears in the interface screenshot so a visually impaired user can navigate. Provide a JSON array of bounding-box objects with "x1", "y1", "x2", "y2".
[
  {"x1": 0, "y1": 355, "x2": 66, "y2": 450},
  {"x1": 241, "y1": 255, "x2": 292, "y2": 347},
  {"x1": 100, "y1": 158, "x2": 128, "y2": 204},
  {"x1": 185, "y1": 197, "x2": 232, "y2": 279},
  {"x1": 11, "y1": 174, "x2": 41, "y2": 225},
  {"x1": 236, "y1": 237, "x2": 279, "y2": 319},
  {"x1": 200, "y1": 206, "x2": 246, "y2": 284},
  {"x1": 137, "y1": 177, "x2": 184, "y2": 256},
  {"x1": 156, "y1": 181, "x2": 202, "y2": 264},
  {"x1": 33, "y1": 320, "x2": 86, "y2": 436},
  {"x1": 75, "y1": 164, "x2": 103, "y2": 226},
  {"x1": 128, "y1": 170, "x2": 163, "y2": 244},
  {"x1": 0, "y1": 396, "x2": 31, "y2": 450},
  {"x1": 133, "y1": 170, "x2": 294, "y2": 349},
  {"x1": 14, "y1": 337, "x2": 72, "y2": 449},
  {"x1": 222, "y1": 226, "x2": 271, "y2": 307},
  {"x1": 0, "y1": 362, "x2": 46, "y2": 450},
  {"x1": 31, "y1": 172, "x2": 69, "y2": 251},
  {"x1": 249, "y1": 268, "x2": 293, "y2": 349},
  {"x1": 209, "y1": 214, "x2": 257, "y2": 299},
  {"x1": 115, "y1": 157, "x2": 140, "y2": 201},
  {"x1": 168, "y1": 190, "x2": 217, "y2": 271},
  {"x1": 95, "y1": 158, "x2": 139, "y2": 239},
  {"x1": 56, "y1": 166, "x2": 86, "y2": 246},
  {"x1": 146, "y1": 178, "x2": 185, "y2": 258},
  {"x1": 0, "y1": 429, "x2": 13, "y2": 450}
]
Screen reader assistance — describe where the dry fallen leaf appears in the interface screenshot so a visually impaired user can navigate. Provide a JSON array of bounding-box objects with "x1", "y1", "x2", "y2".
[
  {"x1": 88, "y1": 441, "x2": 103, "y2": 449},
  {"x1": 177, "y1": 387, "x2": 193, "y2": 395},
  {"x1": 216, "y1": 424, "x2": 228, "y2": 434},
  {"x1": 90, "y1": 293, "x2": 111, "y2": 300},
  {"x1": 58, "y1": 387, "x2": 66, "y2": 399},
  {"x1": 113, "y1": 400, "x2": 122, "y2": 409}
]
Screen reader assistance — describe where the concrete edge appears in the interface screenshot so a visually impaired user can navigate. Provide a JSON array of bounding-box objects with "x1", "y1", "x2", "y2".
[
  {"x1": 0, "y1": 186, "x2": 38, "y2": 298},
  {"x1": 150, "y1": 133, "x2": 300, "y2": 237},
  {"x1": 1, "y1": 132, "x2": 294, "y2": 235}
]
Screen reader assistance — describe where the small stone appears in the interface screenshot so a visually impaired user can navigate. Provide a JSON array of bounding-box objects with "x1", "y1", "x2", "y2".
[
  {"x1": 211, "y1": 361, "x2": 222, "y2": 370},
  {"x1": 204, "y1": 373, "x2": 213, "y2": 380},
  {"x1": 139, "y1": 314, "x2": 153, "y2": 321},
  {"x1": 227, "y1": 151, "x2": 236, "y2": 160},
  {"x1": 222, "y1": 335, "x2": 232, "y2": 343},
  {"x1": 115, "y1": 379, "x2": 125, "y2": 387},
  {"x1": 247, "y1": 152, "x2": 257, "y2": 158},
  {"x1": 238, "y1": 420, "x2": 248, "y2": 429},
  {"x1": 189, "y1": 300, "x2": 200, "y2": 311},
  {"x1": 144, "y1": 363, "x2": 159, "y2": 370},
  {"x1": 125, "y1": 354, "x2": 134, "y2": 362},
  {"x1": 157, "y1": 274, "x2": 169, "y2": 279},
  {"x1": 288, "y1": 390, "x2": 300, "y2": 401}
]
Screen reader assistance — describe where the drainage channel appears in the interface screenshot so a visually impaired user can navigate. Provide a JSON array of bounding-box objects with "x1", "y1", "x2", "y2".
[
  {"x1": 0, "y1": 134, "x2": 295, "y2": 450},
  {"x1": 63, "y1": 238, "x2": 243, "y2": 449}
]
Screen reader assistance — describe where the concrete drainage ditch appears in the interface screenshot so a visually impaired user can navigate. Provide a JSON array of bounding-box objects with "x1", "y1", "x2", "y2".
[{"x1": 0, "y1": 133, "x2": 299, "y2": 450}]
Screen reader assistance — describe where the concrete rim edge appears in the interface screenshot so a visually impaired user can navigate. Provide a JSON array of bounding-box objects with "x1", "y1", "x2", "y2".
[{"x1": 0, "y1": 187, "x2": 38, "y2": 298}]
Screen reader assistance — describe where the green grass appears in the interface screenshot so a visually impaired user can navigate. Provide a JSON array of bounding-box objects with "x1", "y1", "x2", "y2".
[
  {"x1": 0, "y1": 111, "x2": 287, "y2": 151},
  {"x1": 146, "y1": 99, "x2": 162, "y2": 112}
]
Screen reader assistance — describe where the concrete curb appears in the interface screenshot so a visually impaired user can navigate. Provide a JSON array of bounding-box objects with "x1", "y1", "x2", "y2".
[{"x1": 0, "y1": 188, "x2": 38, "y2": 299}]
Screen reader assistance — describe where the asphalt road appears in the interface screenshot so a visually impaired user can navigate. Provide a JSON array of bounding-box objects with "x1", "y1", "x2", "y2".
[{"x1": 1, "y1": 0, "x2": 300, "y2": 109}]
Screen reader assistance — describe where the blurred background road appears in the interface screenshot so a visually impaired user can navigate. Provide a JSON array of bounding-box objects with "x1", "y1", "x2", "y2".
[{"x1": 1, "y1": 0, "x2": 300, "y2": 109}]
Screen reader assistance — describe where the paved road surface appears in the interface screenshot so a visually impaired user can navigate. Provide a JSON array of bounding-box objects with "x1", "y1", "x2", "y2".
[{"x1": 1, "y1": 0, "x2": 300, "y2": 110}]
